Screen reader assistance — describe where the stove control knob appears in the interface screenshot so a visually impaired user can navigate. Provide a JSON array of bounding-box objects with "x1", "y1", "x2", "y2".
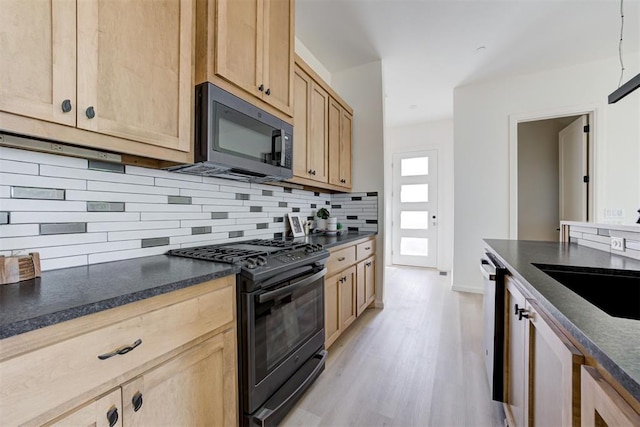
[
  {"x1": 305, "y1": 246, "x2": 313, "y2": 253},
  {"x1": 244, "y1": 259, "x2": 258, "y2": 269},
  {"x1": 256, "y1": 256, "x2": 267, "y2": 266}
]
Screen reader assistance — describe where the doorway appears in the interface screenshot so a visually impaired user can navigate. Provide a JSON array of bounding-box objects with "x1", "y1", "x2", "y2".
[
  {"x1": 391, "y1": 150, "x2": 438, "y2": 268},
  {"x1": 515, "y1": 114, "x2": 591, "y2": 241}
]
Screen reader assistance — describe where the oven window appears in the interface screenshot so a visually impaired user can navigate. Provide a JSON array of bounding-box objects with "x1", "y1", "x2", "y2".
[{"x1": 253, "y1": 277, "x2": 323, "y2": 380}]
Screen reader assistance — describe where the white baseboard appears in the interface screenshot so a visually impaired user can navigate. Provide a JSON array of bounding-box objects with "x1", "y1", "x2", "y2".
[{"x1": 452, "y1": 284, "x2": 483, "y2": 294}]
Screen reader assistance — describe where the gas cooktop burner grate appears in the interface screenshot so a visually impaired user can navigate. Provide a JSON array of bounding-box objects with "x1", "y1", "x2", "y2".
[
  {"x1": 168, "y1": 246, "x2": 269, "y2": 264},
  {"x1": 241, "y1": 239, "x2": 300, "y2": 248}
]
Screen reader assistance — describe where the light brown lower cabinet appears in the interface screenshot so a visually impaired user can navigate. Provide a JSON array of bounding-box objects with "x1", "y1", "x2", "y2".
[
  {"x1": 46, "y1": 388, "x2": 123, "y2": 427},
  {"x1": 324, "y1": 237, "x2": 376, "y2": 349},
  {"x1": 505, "y1": 276, "x2": 584, "y2": 427},
  {"x1": 581, "y1": 366, "x2": 640, "y2": 427},
  {"x1": 0, "y1": 276, "x2": 238, "y2": 427},
  {"x1": 356, "y1": 256, "x2": 375, "y2": 316},
  {"x1": 325, "y1": 266, "x2": 356, "y2": 348}
]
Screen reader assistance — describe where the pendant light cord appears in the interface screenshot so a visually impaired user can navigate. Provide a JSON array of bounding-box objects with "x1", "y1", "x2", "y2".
[{"x1": 618, "y1": 0, "x2": 625, "y2": 88}]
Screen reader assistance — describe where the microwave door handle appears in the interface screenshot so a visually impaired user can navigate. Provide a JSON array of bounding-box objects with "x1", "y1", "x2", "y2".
[
  {"x1": 279, "y1": 129, "x2": 288, "y2": 167},
  {"x1": 257, "y1": 268, "x2": 327, "y2": 303}
]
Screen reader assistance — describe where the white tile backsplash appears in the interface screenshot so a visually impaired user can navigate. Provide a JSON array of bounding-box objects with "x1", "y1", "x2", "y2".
[
  {"x1": 0, "y1": 146, "x2": 377, "y2": 271},
  {"x1": 0, "y1": 172, "x2": 87, "y2": 190},
  {"x1": 0, "y1": 159, "x2": 39, "y2": 175},
  {"x1": 9, "y1": 212, "x2": 141, "y2": 223},
  {"x1": 566, "y1": 222, "x2": 640, "y2": 261}
]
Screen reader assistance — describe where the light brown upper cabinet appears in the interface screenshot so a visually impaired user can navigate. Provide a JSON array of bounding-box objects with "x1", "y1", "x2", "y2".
[
  {"x1": 291, "y1": 55, "x2": 354, "y2": 192},
  {"x1": 293, "y1": 64, "x2": 329, "y2": 184},
  {"x1": 0, "y1": 0, "x2": 76, "y2": 127},
  {"x1": 197, "y1": 0, "x2": 294, "y2": 119},
  {"x1": 0, "y1": 0, "x2": 194, "y2": 163},
  {"x1": 329, "y1": 99, "x2": 353, "y2": 189}
]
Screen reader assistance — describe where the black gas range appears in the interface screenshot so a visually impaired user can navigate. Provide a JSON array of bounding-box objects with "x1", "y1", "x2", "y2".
[
  {"x1": 168, "y1": 239, "x2": 329, "y2": 426},
  {"x1": 169, "y1": 239, "x2": 327, "y2": 288}
]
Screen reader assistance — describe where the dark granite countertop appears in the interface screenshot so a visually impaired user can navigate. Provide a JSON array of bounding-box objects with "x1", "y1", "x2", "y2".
[
  {"x1": 0, "y1": 232, "x2": 376, "y2": 341},
  {"x1": 483, "y1": 239, "x2": 640, "y2": 403},
  {"x1": 298, "y1": 231, "x2": 377, "y2": 249},
  {"x1": 0, "y1": 255, "x2": 239, "y2": 340}
]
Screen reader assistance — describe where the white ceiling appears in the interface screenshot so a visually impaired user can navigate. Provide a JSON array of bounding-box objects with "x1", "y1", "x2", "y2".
[{"x1": 295, "y1": 0, "x2": 640, "y2": 128}]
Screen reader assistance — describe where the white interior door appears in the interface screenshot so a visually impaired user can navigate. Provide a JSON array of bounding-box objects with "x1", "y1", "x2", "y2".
[
  {"x1": 559, "y1": 116, "x2": 588, "y2": 222},
  {"x1": 391, "y1": 151, "x2": 438, "y2": 268}
]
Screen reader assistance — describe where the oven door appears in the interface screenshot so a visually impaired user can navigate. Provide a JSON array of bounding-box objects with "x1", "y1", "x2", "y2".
[{"x1": 240, "y1": 267, "x2": 326, "y2": 415}]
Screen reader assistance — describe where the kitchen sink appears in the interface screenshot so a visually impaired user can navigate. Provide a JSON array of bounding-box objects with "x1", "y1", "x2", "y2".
[{"x1": 533, "y1": 264, "x2": 640, "y2": 321}]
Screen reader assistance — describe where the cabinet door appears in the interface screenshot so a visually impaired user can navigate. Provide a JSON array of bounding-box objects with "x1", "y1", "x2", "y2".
[
  {"x1": 77, "y1": 0, "x2": 192, "y2": 152},
  {"x1": 525, "y1": 300, "x2": 584, "y2": 427},
  {"x1": 328, "y1": 99, "x2": 342, "y2": 186},
  {"x1": 46, "y1": 388, "x2": 122, "y2": 427},
  {"x1": 356, "y1": 256, "x2": 375, "y2": 317},
  {"x1": 215, "y1": 0, "x2": 262, "y2": 99},
  {"x1": 339, "y1": 266, "x2": 357, "y2": 331},
  {"x1": 364, "y1": 256, "x2": 375, "y2": 307},
  {"x1": 325, "y1": 272, "x2": 341, "y2": 348},
  {"x1": 506, "y1": 279, "x2": 527, "y2": 427},
  {"x1": 328, "y1": 100, "x2": 352, "y2": 188},
  {"x1": 262, "y1": 0, "x2": 293, "y2": 115},
  {"x1": 0, "y1": 0, "x2": 76, "y2": 126},
  {"x1": 339, "y1": 109, "x2": 353, "y2": 188},
  {"x1": 581, "y1": 366, "x2": 640, "y2": 427},
  {"x1": 308, "y1": 82, "x2": 329, "y2": 182},
  {"x1": 122, "y1": 329, "x2": 237, "y2": 426},
  {"x1": 293, "y1": 67, "x2": 311, "y2": 178}
]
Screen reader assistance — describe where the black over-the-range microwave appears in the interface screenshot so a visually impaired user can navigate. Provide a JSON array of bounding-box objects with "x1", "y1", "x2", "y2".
[{"x1": 168, "y1": 83, "x2": 293, "y2": 182}]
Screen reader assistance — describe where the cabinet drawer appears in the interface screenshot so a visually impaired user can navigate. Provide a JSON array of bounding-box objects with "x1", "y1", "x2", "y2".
[
  {"x1": 0, "y1": 279, "x2": 235, "y2": 427},
  {"x1": 356, "y1": 239, "x2": 375, "y2": 261},
  {"x1": 327, "y1": 246, "x2": 356, "y2": 274}
]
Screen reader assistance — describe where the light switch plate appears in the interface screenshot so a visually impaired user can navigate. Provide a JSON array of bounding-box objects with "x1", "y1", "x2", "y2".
[{"x1": 611, "y1": 237, "x2": 625, "y2": 251}]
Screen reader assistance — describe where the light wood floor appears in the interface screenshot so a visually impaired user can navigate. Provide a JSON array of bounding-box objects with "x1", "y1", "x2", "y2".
[{"x1": 281, "y1": 266, "x2": 505, "y2": 427}]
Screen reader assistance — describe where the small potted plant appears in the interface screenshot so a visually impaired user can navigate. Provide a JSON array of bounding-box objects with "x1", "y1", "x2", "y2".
[{"x1": 316, "y1": 208, "x2": 330, "y2": 230}]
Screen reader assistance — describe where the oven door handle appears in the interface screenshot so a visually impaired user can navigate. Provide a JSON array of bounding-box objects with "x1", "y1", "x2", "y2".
[{"x1": 257, "y1": 268, "x2": 327, "y2": 303}]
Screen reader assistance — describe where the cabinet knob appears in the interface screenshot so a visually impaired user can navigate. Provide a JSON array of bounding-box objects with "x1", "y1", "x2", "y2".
[
  {"x1": 312, "y1": 170, "x2": 316, "y2": 175},
  {"x1": 106, "y1": 407, "x2": 119, "y2": 427},
  {"x1": 338, "y1": 257, "x2": 346, "y2": 261},
  {"x1": 132, "y1": 392, "x2": 143, "y2": 412},
  {"x1": 86, "y1": 106, "x2": 96, "y2": 119},
  {"x1": 308, "y1": 169, "x2": 313, "y2": 174},
  {"x1": 61, "y1": 99, "x2": 72, "y2": 113},
  {"x1": 265, "y1": 88, "x2": 271, "y2": 96},
  {"x1": 258, "y1": 84, "x2": 264, "y2": 92}
]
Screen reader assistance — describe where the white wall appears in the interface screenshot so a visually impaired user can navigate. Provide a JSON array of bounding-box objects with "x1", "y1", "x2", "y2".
[
  {"x1": 332, "y1": 60, "x2": 386, "y2": 306},
  {"x1": 517, "y1": 119, "x2": 568, "y2": 241},
  {"x1": 453, "y1": 54, "x2": 640, "y2": 292},
  {"x1": 385, "y1": 119, "x2": 454, "y2": 275},
  {"x1": 294, "y1": 38, "x2": 332, "y2": 84}
]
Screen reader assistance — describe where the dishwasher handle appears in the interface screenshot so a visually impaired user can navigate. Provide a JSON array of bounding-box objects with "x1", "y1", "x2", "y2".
[{"x1": 480, "y1": 258, "x2": 497, "y2": 281}]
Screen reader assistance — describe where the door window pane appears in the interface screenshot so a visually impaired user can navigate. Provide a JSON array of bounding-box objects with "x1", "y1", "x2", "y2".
[
  {"x1": 401, "y1": 157, "x2": 429, "y2": 176},
  {"x1": 400, "y1": 237, "x2": 429, "y2": 256},
  {"x1": 401, "y1": 184, "x2": 428, "y2": 203},
  {"x1": 401, "y1": 211, "x2": 429, "y2": 229}
]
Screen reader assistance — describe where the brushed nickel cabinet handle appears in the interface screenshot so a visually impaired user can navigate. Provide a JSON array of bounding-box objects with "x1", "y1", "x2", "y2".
[{"x1": 98, "y1": 338, "x2": 142, "y2": 360}]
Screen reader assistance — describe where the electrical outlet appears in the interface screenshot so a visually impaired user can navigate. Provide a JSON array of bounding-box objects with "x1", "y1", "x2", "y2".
[{"x1": 611, "y1": 237, "x2": 625, "y2": 251}]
